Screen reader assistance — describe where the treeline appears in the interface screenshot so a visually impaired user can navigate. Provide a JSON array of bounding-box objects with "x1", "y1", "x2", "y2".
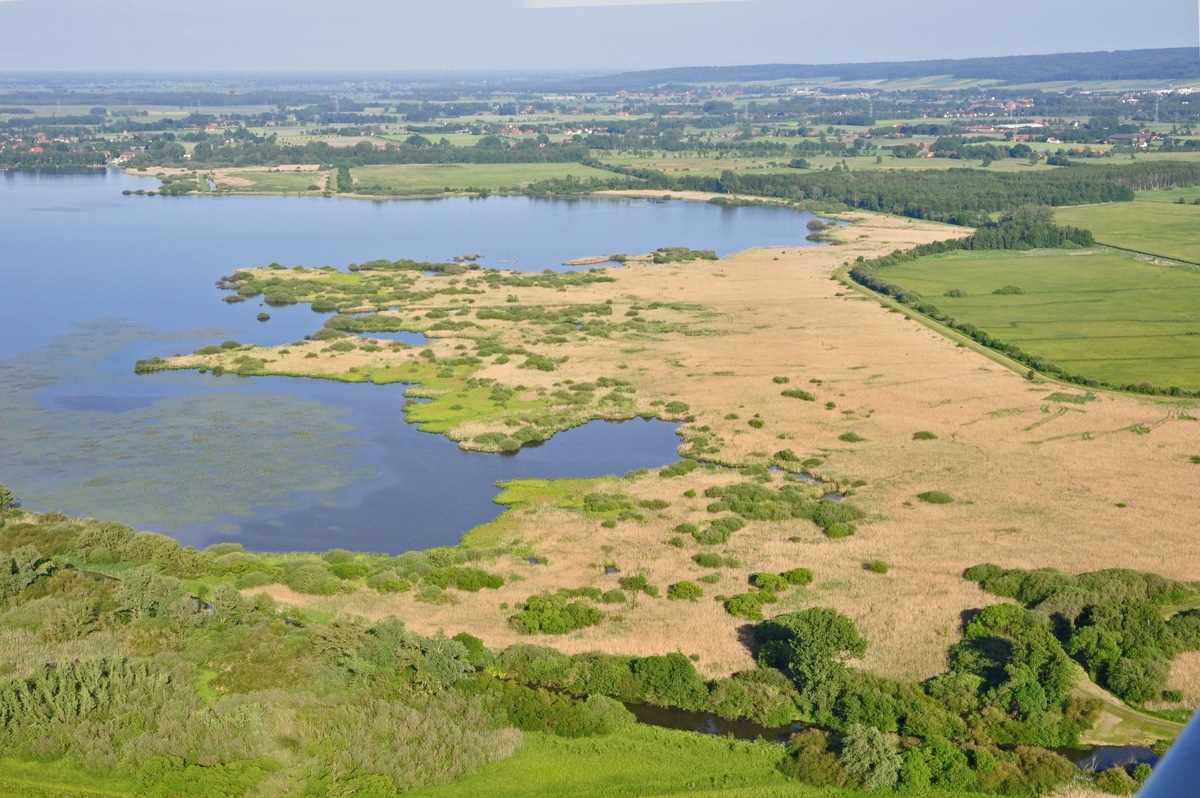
[
  {"x1": 135, "y1": 137, "x2": 592, "y2": 168},
  {"x1": 966, "y1": 565, "x2": 1200, "y2": 708},
  {"x1": 661, "y1": 161, "x2": 1200, "y2": 225},
  {"x1": 0, "y1": 148, "x2": 107, "y2": 168}
]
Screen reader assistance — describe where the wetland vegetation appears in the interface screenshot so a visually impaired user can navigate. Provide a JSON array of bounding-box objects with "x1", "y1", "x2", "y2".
[{"x1": 5, "y1": 48, "x2": 1200, "y2": 796}]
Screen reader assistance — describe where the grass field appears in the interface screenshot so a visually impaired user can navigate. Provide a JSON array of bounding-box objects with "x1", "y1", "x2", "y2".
[
  {"x1": 1056, "y1": 190, "x2": 1200, "y2": 263},
  {"x1": 0, "y1": 759, "x2": 134, "y2": 797},
  {"x1": 880, "y1": 248, "x2": 1200, "y2": 390},
  {"x1": 405, "y1": 725, "x2": 995, "y2": 798},
  {"x1": 350, "y1": 162, "x2": 618, "y2": 193},
  {"x1": 212, "y1": 166, "x2": 325, "y2": 193}
]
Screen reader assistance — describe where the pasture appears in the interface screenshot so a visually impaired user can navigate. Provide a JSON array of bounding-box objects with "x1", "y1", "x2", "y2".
[
  {"x1": 211, "y1": 166, "x2": 325, "y2": 193},
  {"x1": 1056, "y1": 190, "x2": 1200, "y2": 263},
  {"x1": 880, "y1": 248, "x2": 1200, "y2": 390}
]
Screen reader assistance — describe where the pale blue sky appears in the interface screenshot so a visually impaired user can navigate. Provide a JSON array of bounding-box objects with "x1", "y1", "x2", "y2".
[{"x1": 0, "y1": 0, "x2": 1196, "y2": 73}]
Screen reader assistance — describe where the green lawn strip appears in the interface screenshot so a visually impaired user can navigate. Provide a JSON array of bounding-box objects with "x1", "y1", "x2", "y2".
[
  {"x1": 0, "y1": 758, "x2": 135, "y2": 797},
  {"x1": 876, "y1": 249, "x2": 1200, "y2": 391},
  {"x1": 1071, "y1": 671, "x2": 1183, "y2": 747},
  {"x1": 404, "y1": 725, "x2": 990, "y2": 798}
]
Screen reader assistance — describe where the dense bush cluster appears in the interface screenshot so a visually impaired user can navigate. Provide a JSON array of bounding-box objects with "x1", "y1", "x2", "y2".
[
  {"x1": 966, "y1": 563, "x2": 1200, "y2": 704},
  {"x1": 0, "y1": 514, "x2": 549, "y2": 795},
  {"x1": 700, "y1": 480, "x2": 865, "y2": 539},
  {"x1": 508, "y1": 592, "x2": 606, "y2": 634}
]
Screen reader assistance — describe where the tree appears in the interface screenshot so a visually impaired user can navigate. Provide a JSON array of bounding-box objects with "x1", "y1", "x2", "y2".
[
  {"x1": 0, "y1": 483, "x2": 14, "y2": 511},
  {"x1": 839, "y1": 723, "x2": 902, "y2": 789},
  {"x1": 758, "y1": 608, "x2": 867, "y2": 715}
]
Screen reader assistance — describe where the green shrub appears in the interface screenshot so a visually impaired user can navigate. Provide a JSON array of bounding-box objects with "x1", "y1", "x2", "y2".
[
  {"x1": 698, "y1": 573, "x2": 721, "y2": 585},
  {"x1": 840, "y1": 723, "x2": 902, "y2": 789},
  {"x1": 839, "y1": 431, "x2": 865, "y2": 443},
  {"x1": 693, "y1": 552, "x2": 723, "y2": 568},
  {"x1": 618, "y1": 574, "x2": 659, "y2": 597},
  {"x1": 660, "y1": 459, "x2": 700, "y2": 478},
  {"x1": 912, "y1": 430, "x2": 938, "y2": 440},
  {"x1": 667, "y1": 581, "x2": 704, "y2": 602},
  {"x1": 825, "y1": 522, "x2": 856, "y2": 539},
  {"x1": 781, "y1": 389, "x2": 816, "y2": 401},
  {"x1": 234, "y1": 570, "x2": 274, "y2": 589},
  {"x1": 782, "y1": 567, "x2": 813, "y2": 586},
  {"x1": 452, "y1": 632, "x2": 490, "y2": 668},
  {"x1": 366, "y1": 570, "x2": 410, "y2": 593},
  {"x1": 809, "y1": 500, "x2": 866, "y2": 530},
  {"x1": 752, "y1": 573, "x2": 790, "y2": 593},
  {"x1": 724, "y1": 591, "x2": 775, "y2": 621},
  {"x1": 694, "y1": 516, "x2": 746, "y2": 545},
  {"x1": 632, "y1": 652, "x2": 710, "y2": 709},
  {"x1": 509, "y1": 594, "x2": 605, "y2": 635},
  {"x1": 992, "y1": 284, "x2": 1026, "y2": 295},
  {"x1": 780, "y1": 729, "x2": 849, "y2": 787},
  {"x1": 864, "y1": 560, "x2": 889, "y2": 574},
  {"x1": 917, "y1": 490, "x2": 953, "y2": 504},
  {"x1": 600, "y1": 589, "x2": 627, "y2": 604},
  {"x1": 427, "y1": 567, "x2": 505, "y2": 592},
  {"x1": 962, "y1": 563, "x2": 1006, "y2": 582},
  {"x1": 1094, "y1": 766, "x2": 1137, "y2": 795},
  {"x1": 284, "y1": 562, "x2": 339, "y2": 595}
]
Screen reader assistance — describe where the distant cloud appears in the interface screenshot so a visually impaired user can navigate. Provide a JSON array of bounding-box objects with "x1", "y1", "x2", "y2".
[{"x1": 525, "y1": 0, "x2": 750, "y2": 7}]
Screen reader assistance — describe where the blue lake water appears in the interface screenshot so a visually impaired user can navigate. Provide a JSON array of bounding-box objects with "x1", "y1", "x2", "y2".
[{"x1": 0, "y1": 169, "x2": 822, "y2": 553}]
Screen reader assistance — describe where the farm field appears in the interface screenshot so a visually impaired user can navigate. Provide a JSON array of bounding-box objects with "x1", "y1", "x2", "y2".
[
  {"x1": 349, "y1": 162, "x2": 618, "y2": 193},
  {"x1": 1056, "y1": 190, "x2": 1200, "y2": 262},
  {"x1": 210, "y1": 165, "x2": 326, "y2": 193},
  {"x1": 879, "y1": 248, "x2": 1200, "y2": 390}
]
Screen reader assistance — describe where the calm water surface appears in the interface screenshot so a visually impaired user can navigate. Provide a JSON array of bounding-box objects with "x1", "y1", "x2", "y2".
[{"x1": 0, "y1": 169, "x2": 822, "y2": 553}]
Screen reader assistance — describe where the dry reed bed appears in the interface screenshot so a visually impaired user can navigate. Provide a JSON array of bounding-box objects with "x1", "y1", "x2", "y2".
[{"x1": 235, "y1": 209, "x2": 1200, "y2": 683}]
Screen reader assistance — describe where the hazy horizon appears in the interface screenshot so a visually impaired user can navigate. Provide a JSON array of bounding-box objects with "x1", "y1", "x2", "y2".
[{"x1": 0, "y1": 0, "x2": 1196, "y2": 74}]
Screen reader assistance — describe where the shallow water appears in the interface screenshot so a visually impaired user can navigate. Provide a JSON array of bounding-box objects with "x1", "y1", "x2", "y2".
[{"x1": 0, "y1": 170, "x2": 822, "y2": 553}]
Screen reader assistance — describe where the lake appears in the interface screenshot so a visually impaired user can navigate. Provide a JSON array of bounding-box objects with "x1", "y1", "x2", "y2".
[{"x1": 0, "y1": 169, "x2": 823, "y2": 554}]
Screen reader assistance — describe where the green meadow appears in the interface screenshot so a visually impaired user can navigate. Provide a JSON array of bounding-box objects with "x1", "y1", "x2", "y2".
[
  {"x1": 405, "y1": 726, "x2": 994, "y2": 798},
  {"x1": 218, "y1": 168, "x2": 323, "y2": 193},
  {"x1": 880, "y1": 248, "x2": 1200, "y2": 390},
  {"x1": 350, "y1": 162, "x2": 618, "y2": 193},
  {"x1": 1056, "y1": 190, "x2": 1200, "y2": 263}
]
